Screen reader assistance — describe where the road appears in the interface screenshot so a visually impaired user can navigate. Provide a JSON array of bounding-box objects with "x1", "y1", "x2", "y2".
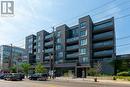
[{"x1": 0, "y1": 79, "x2": 130, "y2": 87}]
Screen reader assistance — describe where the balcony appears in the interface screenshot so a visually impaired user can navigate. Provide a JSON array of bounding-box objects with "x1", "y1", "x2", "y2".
[
  {"x1": 45, "y1": 41, "x2": 53, "y2": 46},
  {"x1": 94, "y1": 50, "x2": 113, "y2": 57},
  {"x1": 44, "y1": 56, "x2": 50, "y2": 60},
  {"x1": 66, "y1": 45, "x2": 79, "y2": 51},
  {"x1": 67, "y1": 37, "x2": 79, "y2": 43},
  {"x1": 93, "y1": 22, "x2": 113, "y2": 33},
  {"x1": 93, "y1": 31, "x2": 113, "y2": 41},
  {"x1": 45, "y1": 34, "x2": 53, "y2": 39},
  {"x1": 66, "y1": 52, "x2": 79, "y2": 59},
  {"x1": 44, "y1": 48, "x2": 53, "y2": 53},
  {"x1": 93, "y1": 41, "x2": 113, "y2": 49}
]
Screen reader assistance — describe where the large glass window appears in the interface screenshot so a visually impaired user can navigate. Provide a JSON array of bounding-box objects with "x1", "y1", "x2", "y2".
[
  {"x1": 82, "y1": 57, "x2": 88, "y2": 63},
  {"x1": 28, "y1": 38, "x2": 33, "y2": 43},
  {"x1": 80, "y1": 22, "x2": 86, "y2": 28},
  {"x1": 58, "y1": 52, "x2": 63, "y2": 58},
  {"x1": 56, "y1": 38, "x2": 61, "y2": 43},
  {"x1": 80, "y1": 30, "x2": 87, "y2": 36},
  {"x1": 37, "y1": 36, "x2": 40, "y2": 41},
  {"x1": 79, "y1": 48, "x2": 87, "y2": 55},
  {"x1": 56, "y1": 45, "x2": 61, "y2": 50},
  {"x1": 57, "y1": 31, "x2": 61, "y2": 37},
  {"x1": 37, "y1": 42, "x2": 40, "y2": 47},
  {"x1": 37, "y1": 49, "x2": 40, "y2": 53},
  {"x1": 28, "y1": 44, "x2": 32, "y2": 49},
  {"x1": 80, "y1": 39, "x2": 87, "y2": 46},
  {"x1": 72, "y1": 29, "x2": 78, "y2": 36}
]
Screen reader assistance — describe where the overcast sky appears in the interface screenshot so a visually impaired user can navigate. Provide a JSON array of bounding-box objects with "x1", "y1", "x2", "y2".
[{"x1": 0, "y1": 0, "x2": 130, "y2": 55}]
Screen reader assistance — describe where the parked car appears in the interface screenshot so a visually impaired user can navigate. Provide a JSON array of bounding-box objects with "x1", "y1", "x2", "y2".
[
  {"x1": 0, "y1": 73, "x2": 6, "y2": 79},
  {"x1": 4, "y1": 73, "x2": 23, "y2": 81},
  {"x1": 28, "y1": 73, "x2": 48, "y2": 81}
]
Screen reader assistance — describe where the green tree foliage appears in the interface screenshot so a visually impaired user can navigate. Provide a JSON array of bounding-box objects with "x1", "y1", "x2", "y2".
[
  {"x1": 35, "y1": 63, "x2": 47, "y2": 73},
  {"x1": 87, "y1": 68, "x2": 97, "y2": 76},
  {"x1": 117, "y1": 71, "x2": 130, "y2": 76},
  {"x1": 110, "y1": 59, "x2": 130, "y2": 72},
  {"x1": 21, "y1": 63, "x2": 31, "y2": 75},
  {"x1": 9, "y1": 66, "x2": 17, "y2": 73}
]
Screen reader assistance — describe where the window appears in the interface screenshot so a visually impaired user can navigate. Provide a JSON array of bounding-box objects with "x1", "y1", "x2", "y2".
[
  {"x1": 82, "y1": 57, "x2": 88, "y2": 63},
  {"x1": 80, "y1": 30, "x2": 87, "y2": 36},
  {"x1": 57, "y1": 31, "x2": 61, "y2": 37},
  {"x1": 29, "y1": 50, "x2": 32, "y2": 53},
  {"x1": 28, "y1": 38, "x2": 33, "y2": 43},
  {"x1": 28, "y1": 44, "x2": 32, "y2": 49},
  {"x1": 80, "y1": 39, "x2": 87, "y2": 46},
  {"x1": 37, "y1": 49, "x2": 40, "y2": 53},
  {"x1": 56, "y1": 38, "x2": 61, "y2": 43},
  {"x1": 37, "y1": 36, "x2": 40, "y2": 41},
  {"x1": 79, "y1": 48, "x2": 87, "y2": 55},
  {"x1": 56, "y1": 45, "x2": 61, "y2": 50},
  {"x1": 38, "y1": 42, "x2": 40, "y2": 47},
  {"x1": 58, "y1": 52, "x2": 63, "y2": 58},
  {"x1": 72, "y1": 29, "x2": 78, "y2": 36},
  {"x1": 80, "y1": 22, "x2": 86, "y2": 28}
]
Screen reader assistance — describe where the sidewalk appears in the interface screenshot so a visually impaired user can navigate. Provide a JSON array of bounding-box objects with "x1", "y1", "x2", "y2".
[{"x1": 54, "y1": 77, "x2": 130, "y2": 85}]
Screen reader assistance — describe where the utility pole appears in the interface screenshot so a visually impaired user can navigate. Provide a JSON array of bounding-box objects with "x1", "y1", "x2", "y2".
[
  {"x1": 113, "y1": 53, "x2": 117, "y2": 76},
  {"x1": 9, "y1": 44, "x2": 13, "y2": 69},
  {"x1": 52, "y1": 26, "x2": 55, "y2": 73},
  {"x1": 112, "y1": 52, "x2": 117, "y2": 76}
]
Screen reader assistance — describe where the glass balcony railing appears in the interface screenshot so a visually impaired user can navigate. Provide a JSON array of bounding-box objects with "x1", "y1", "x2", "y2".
[
  {"x1": 94, "y1": 22, "x2": 113, "y2": 30},
  {"x1": 93, "y1": 31, "x2": 113, "y2": 40},
  {"x1": 94, "y1": 50, "x2": 113, "y2": 57},
  {"x1": 44, "y1": 48, "x2": 53, "y2": 53},
  {"x1": 45, "y1": 41, "x2": 53, "y2": 46},
  {"x1": 44, "y1": 56, "x2": 50, "y2": 60},
  {"x1": 66, "y1": 45, "x2": 79, "y2": 50},
  {"x1": 45, "y1": 34, "x2": 53, "y2": 39},
  {"x1": 67, "y1": 37, "x2": 79, "y2": 43},
  {"x1": 66, "y1": 52, "x2": 79, "y2": 58},
  {"x1": 93, "y1": 41, "x2": 113, "y2": 48}
]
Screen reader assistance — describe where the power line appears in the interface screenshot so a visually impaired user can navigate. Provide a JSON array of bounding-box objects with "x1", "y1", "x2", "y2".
[
  {"x1": 10, "y1": 14, "x2": 130, "y2": 48},
  {"x1": 92, "y1": 0, "x2": 130, "y2": 17},
  {"x1": 96, "y1": 6, "x2": 130, "y2": 20},
  {"x1": 117, "y1": 35, "x2": 130, "y2": 40},
  {"x1": 117, "y1": 43, "x2": 130, "y2": 48},
  {"x1": 53, "y1": 0, "x2": 117, "y2": 27},
  {"x1": 115, "y1": 13, "x2": 130, "y2": 20}
]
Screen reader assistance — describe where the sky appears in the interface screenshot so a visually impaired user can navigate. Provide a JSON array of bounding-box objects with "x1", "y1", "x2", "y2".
[{"x1": 0, "y1": 0, "x2": 130, "y2": 55}]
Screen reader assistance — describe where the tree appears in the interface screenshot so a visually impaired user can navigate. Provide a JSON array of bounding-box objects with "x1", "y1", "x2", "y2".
[
  {"x1": 110, "y1": 59, "x2": 129, "y2": 72},
  {"x1": 87, "y1": 68, "x2": 97, "y2": 76},
  {"x1": 9, "y1": 66, "x2": 17, "y2": 73},
  {"x1": 35, "y1": 63, "x2": 47, "y2": 73},
  {"x1": 21, "y1": 63, "x2": 31, "y2": 76},
  {"x1": 87, "y1": 62, "x2": 102, "y2": 76}
]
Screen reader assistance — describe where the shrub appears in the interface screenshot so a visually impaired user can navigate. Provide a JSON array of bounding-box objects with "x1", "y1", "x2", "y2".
[
  {"x1": 117, "y1": 71, "x2": 130, "y2": 76},
  {"x1": 87, "y1": 68, "x2": 97, "y2": 76},
  {"x1": 116, "y1": 76, "x2": 130, "y2": 81}
]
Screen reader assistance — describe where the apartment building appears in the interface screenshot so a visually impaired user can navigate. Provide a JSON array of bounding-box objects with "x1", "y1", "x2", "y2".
[
  {"x1": 26, "y1": 15, "x2": 116, "y2": 77},
  {"x1": 0, "y1": 45, "x2": 27, "y2": 71}
]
